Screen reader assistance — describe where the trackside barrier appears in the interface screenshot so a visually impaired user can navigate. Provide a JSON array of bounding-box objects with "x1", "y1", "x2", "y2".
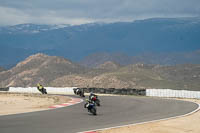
[
  {"x1": 9, "y1": 87, "x2": 76, "y2": 94},
  {"x1": 0, "y1": 87, "x2": 9, "y2": 91},
  {"x1": 146, "y1": 89, "x2": 200, "y2": 99},
  {"x1": 80, "y1": 88, "x2": 146, "y2": 96},
  {"x1": 4, "y1": 87, "x2": 200, "y2": 99},
  {"x1": 7, "y1": 87, "x2": 146, "y2": 96}
]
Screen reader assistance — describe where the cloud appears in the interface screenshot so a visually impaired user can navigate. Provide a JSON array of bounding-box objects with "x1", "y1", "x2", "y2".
[
  {"x1": 0, "y1": 6, "x2": 30, "y2": 25},
  {"x1": 0, "y1": 0, "x2": 199, "y2": 25},
  {"x1": 0, "y1": 6, "x2": 94, "y2": 26}
]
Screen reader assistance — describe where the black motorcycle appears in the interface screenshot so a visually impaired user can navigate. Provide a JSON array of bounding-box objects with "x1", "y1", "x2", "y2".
[
  {"x1": 37, "y1": 87, "x2": 47, "y2": 94},
  {"x1": 84, "y1": 101, "x2": 97, "y2": 115}
]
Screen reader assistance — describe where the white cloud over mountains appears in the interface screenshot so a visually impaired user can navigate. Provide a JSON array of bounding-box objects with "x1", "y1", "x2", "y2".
[{"x1": 0, "y1": 0, "x2": 199, "y2": 26}]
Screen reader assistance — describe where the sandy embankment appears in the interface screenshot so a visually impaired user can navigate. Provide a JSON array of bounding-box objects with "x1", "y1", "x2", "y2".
[
  {"x1": 0, "y1": 92, "x2": 70, "y2": 116},
  {"x1": 99, "y1": 98, "x2": 200, "y2": 133}
]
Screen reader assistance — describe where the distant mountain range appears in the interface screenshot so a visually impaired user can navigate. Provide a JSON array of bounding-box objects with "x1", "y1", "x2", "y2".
[
  {"x1": 79, "y1": 50, "x2": 200, "y2": 67},
  {"x1": 0, "y1": 53, "x2": 199, "y2": 91},
  {"x1": 0, "y1": 17, "x2": 200, "y2": 68}
]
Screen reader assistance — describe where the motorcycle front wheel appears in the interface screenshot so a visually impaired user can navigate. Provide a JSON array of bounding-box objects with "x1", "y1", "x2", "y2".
[{"x1": 90, "y1": 108, "x2": 97, "y2": 115}]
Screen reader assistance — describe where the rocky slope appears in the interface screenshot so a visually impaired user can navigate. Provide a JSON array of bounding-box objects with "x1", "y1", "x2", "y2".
[
  {"x1": 96, "y1": 61, "x2": 121, "y2": 70},
  {"x1": 0, "y1": 53, "x2": 199, "y2": 91},
  {"x1": 79, "y1": 50, "x2": 200, "y2": 67},
  {"x1": 50, "y1": 63, "x2": 200, "y2": 90},
  {"x1": 0, "y1": 53, "x2": 89, "y2": 87},
  {"x1": 0, "y1": 67, "x2": 5, "y2": 72}
]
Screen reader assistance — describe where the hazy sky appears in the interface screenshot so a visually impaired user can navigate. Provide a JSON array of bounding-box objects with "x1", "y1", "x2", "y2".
[{"x1": 0, "y1": 0, "x2": 199, "y2": 26}]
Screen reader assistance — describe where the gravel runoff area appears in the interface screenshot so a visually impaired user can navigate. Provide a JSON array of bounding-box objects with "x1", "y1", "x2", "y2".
[
  {"x1": 99, "y1": 98, "x2": 200, "y2": 133},
  {"x1": 0, "y1": 92, "x2": 70, "y2": 116}
]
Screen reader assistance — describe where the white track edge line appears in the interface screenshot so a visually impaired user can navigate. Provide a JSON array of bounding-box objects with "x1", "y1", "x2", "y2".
[{"x1": 78, "y1": 102, "x2": 200, "y2": 133}]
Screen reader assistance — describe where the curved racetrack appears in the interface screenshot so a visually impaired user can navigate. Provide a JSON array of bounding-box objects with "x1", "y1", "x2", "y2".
[{"x1": 0, "y1": 95, "x2": 198, "y2": 133}]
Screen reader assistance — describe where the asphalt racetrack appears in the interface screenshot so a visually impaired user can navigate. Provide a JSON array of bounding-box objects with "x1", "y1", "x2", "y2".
[{"x1": 0, "y1": 95, "x2": 198, "y2": 133}]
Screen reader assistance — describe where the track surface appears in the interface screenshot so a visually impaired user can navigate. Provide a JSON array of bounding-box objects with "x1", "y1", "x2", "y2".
[{"x1": 0, "y1": 95, "x2": 198, "y2": 133}]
